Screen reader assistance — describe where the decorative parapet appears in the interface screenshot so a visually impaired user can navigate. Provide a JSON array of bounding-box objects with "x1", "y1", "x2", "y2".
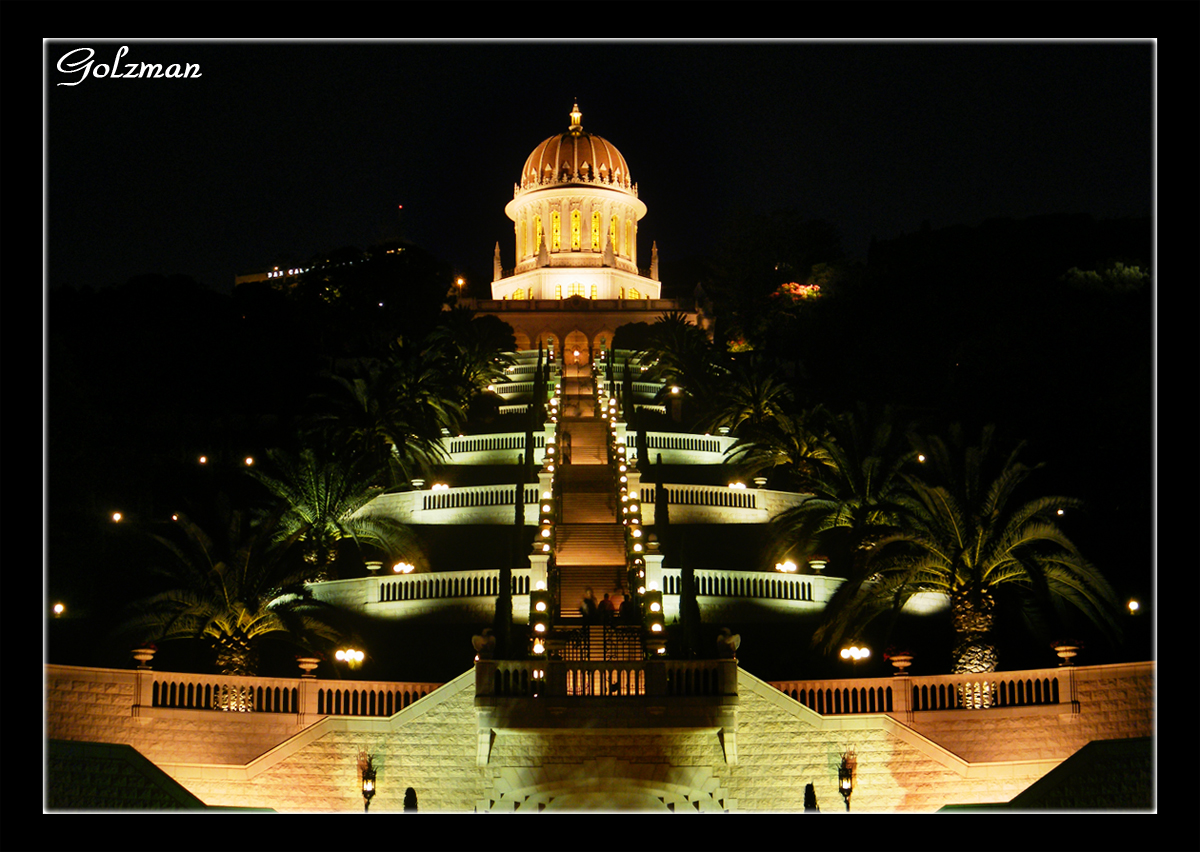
[
  {"x1": 48, "y1": 663, "x2": 442, "y2": 722},
  {"x1": 769, "y1": 665, "x2": 1111, "y2": 719},
  {"x1": 364, "y1": 484, "x2": 542, "y2": 525},
  {"x1": 467, "y1": 298, "x2": 693, "y2": 313},
  {"x1": 660, "y1": 567, "x2": 843, "y2": 606},
  {"x1": 441, "y1": 432, "x2": 547, "y2": 465},
  {"x1": 513, "y1": 173, "x2": 638, "y2": 200}
]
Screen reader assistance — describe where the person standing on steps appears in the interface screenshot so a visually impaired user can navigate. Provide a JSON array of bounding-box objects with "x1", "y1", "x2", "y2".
[
  {"x1": 579, "y1": 587, "x2": 597, "y2": 623},
  {"x1": 599, "y1": 592, "x2": 615, "y2": 624}
]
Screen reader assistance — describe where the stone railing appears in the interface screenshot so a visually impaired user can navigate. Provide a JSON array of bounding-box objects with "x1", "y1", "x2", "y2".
[
  {"x1": 126, "y1": 667, "x2": 442, "y2": 718},
  {"x1": 661, "y1": 567, "x2": 842, "y2": 605},
  {"x1": 440, "y1": 433, "x2": 547, "y2": 465},
  {"x1": 364, "y1": 485, "x2": 543, "y2": 524},
  {"x1": 625, "y1": 432, "x2": 736, "y2": 465},
  {"x1": 642, "y1": 483, "x2": 758, "y2": 510},
  {"x1": 308, "y1": 568, "x2": 532, "y2": 617},
  {"x1": 421, "y1": 484, "x2": 540, "y2": 512},
  {"x1": 770, "y1": 666, "x2": 1074, "y2": 717},
  {"x1": 376, "y1": 568, "x2": 531, "y2": 603},
  {"x1": 490, "y1": 381, "x2": 535, "y2": 398},
  {"x1": 476, "y1": 658, "x2": 737, "y2": 699}
]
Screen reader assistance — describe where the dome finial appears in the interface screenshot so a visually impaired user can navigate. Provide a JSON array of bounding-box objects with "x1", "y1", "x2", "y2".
[{"x1": 569, "y1": 103, "x2": 582, "y2": 135}]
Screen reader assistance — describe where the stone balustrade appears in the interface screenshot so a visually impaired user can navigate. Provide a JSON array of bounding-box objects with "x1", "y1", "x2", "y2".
[
  {"x1": 476, "y1": 658, "x2": 737, "y2": 699},
  {"x1": 308, "y1": 568, "x2": 532, "y2": 618},
  {"x1": 660, "y1": 567, "x2": 842, "y2": 605},
  {"x1": 771, "y1": 665, "x2": 1083, "y2": 717},
  {"x1": 376, "y1": 568, "x2": 531, "y2": 603},
  {"x1": 120, "y1": 666, "x2": 441, "y2": 718},
  {"x1": 443, "y1": 432, "x2": 545, "y2": 459},
  {"x1": 365, "y1": 484, "x2": 543, "y2": 524}
]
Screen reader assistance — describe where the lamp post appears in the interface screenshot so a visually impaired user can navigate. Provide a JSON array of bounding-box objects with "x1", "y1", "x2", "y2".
[
  {"x1": 838, "y1": 750, "x2": 855, "y2": 812},
  {"x1": 361, "y1": 759, "x2": 377, "y2": 812},
  {"x1": 840, "y1": 643, "x2": 870, "y2": 667}
]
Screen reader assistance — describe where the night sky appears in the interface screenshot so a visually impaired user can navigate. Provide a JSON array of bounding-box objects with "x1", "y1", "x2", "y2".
[
  {"x1": 44, "y1": 39, "x2": 1157, "y2": 673},
  {"x1": 46, "y1": 40, "x2": 1153, "y2": 294}
]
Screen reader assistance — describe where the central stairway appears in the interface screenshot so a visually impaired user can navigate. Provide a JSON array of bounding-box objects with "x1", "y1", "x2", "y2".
[{"x1": 550, "y1": 363, "x2": 644, "y2": 661}]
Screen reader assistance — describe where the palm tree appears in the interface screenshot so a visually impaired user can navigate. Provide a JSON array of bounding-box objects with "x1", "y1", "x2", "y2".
[
  {"x1": 249, "y1": 448, "x2": 416, "y2": 581},
  {"x1": 310, "y1": 348, "x2": 463, "y2": 488},
  {"x1": 724, "y1": 408, "x2": 830, "y2": 490},
  {"x1": 118, "y1": 509, "x2": 344, "y2": 684},
  {"x1": 824, "y1": 425, "x2": 1122, "y2": 673},
  {"x1": 773, "y1": 406, "x2": 916, "y2": 557},
  {"x1": 641, "y1": 312, "x2": 725, "y2": 422},
  {"x1": 766, "y1": 407, "x2": 919, "y2": 651},
  {"x1": 697, "y1": 354, "x2": 795, "y2": 436},
  {"x1": 425, "y1": 307, "x2": 515, "y2": 401}
]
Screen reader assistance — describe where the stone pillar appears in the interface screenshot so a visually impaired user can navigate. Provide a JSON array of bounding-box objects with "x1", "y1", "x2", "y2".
[
  {"x1": 299, "y1": 673, "x2": 321, "y2": 722},
  {"x1": 644, "y1": 550, "x2": 665, "y2": 595},
  {"x1": 132, "y1": 668, "x2": 154, "y2": 716},
  {"x1": 528, "y1": 551, "x2": 550, "y2": 593}
]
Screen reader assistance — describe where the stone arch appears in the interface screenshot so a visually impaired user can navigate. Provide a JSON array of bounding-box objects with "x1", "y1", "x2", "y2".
[
  {"x1": 536, "y1": 332, "x2": 560, "y2": 355},
  {"x1": 513, "y1": 331, "x2": 531, "y2": 351},
  {"x1": 564, "y1": 330, "x2": 590, "y2": 365},
  {"x1": 591, "y1": 329, "x2": 615, "y2": 353}
]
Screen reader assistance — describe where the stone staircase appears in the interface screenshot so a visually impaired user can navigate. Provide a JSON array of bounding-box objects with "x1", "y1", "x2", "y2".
[
  {"x1": 547, "y1": 372, "x2": 644, "y2": 660},
  {"x1": 555, "y1": 526, "x2": 626, "y2": 622},
  {"x1": 561, "y1": 420, "x2": 608, "y2": 466}
]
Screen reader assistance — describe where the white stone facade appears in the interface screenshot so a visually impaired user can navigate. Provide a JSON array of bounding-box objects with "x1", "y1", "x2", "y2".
[{"x1": 46, "y1": 661, "x2": 1153, "y2": 812}]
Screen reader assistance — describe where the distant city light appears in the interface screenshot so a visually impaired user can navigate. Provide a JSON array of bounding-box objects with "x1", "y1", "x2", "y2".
[
  {"x1": 53, "y1": 603, "x2": 65, "y2": 616},
  {"x1": 111, "y1": 512, "x2": 122, "y2": 522},
  {"x1": 244, "y1": 457, "x2": 254, "y2": 466}
]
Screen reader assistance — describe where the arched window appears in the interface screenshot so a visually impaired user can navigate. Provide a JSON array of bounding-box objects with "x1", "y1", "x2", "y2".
[
  {"x1": 592, "y1": 211, "x2": 601, "y2": 251},
  {"x1": 554, "y1": 283, "x2": 563, "y2": 299},
  {"x1": 611, "y1": 215, "x2": 620, "y2": 255},
  {"x1": 591, "y1": 284, "x2": 598, "y2": 299},
  {"x1": 535, "y1": 216, "x2": 543, "y2": 254},
  {"x1": 512, "y1": 288, "x2": 525, "y2": 300},
  {"x1": 568, "y1": 282, "x2": 585, "y2": 298},
  {"x1": 518, "y1": 217, "x2": 526, "y2": 259},
  {"x1": 571, "y1": 210, "x2": 581, "y2": 250},
  {"x1": 552, "y1": 211, "x2": 561, "y2": 252},
  {"x1": 626, "y1": 219, "x2": 633, "y2": 260},
  {"x1": 628, "y1": 287, "x2": 641, "y2": 300}
]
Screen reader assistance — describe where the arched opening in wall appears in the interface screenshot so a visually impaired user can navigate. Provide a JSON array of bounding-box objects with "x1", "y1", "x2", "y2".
[
  {"x1": 564, "y1": 330, "x2": 590, "y2": 365},
  {"x1": 537, "y1": 332, "x2": 560, "y2": 356},
  {"x1": 592, "y1": 329, "x2": 614, "y2": 354},
  {"x1": 513, "y1": 331, "x2": 531, "y2": 351}
]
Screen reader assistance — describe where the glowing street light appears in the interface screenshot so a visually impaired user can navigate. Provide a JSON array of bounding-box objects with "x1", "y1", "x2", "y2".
[{"x1": 840, "y1": 644, "x2": 871, "y2": 662}]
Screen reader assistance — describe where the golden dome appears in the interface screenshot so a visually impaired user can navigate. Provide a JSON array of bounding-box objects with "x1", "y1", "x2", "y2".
[{"x1": 518, "y1": 104, "x2": 636, "y2": 195}]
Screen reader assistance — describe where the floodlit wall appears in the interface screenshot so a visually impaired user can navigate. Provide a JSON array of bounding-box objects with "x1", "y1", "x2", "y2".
[{"x1": 45, "y1": 661, "x2": 1154, "y2": 812}]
